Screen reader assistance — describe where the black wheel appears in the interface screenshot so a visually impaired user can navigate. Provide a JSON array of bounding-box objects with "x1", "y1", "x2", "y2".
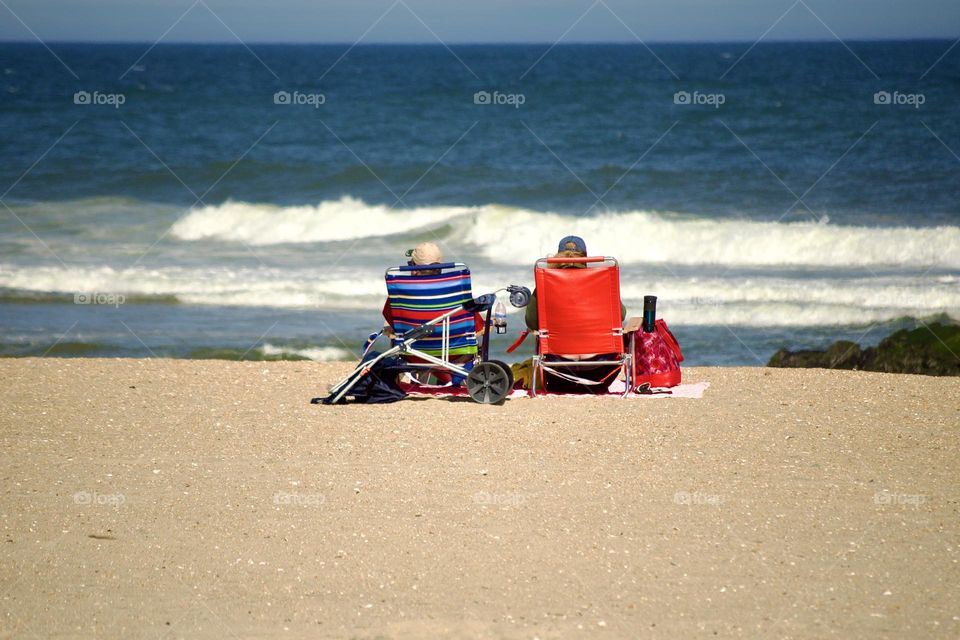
[
  {"x1": 486, "y1": 359, "x2": 514, "y2": 391},
  {"x1": 465, "y1": 361, "x2": 512, "y2": 404}
]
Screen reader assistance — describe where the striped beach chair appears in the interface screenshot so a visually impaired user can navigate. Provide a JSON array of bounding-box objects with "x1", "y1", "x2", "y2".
[
  {"x1": 324, "y1": 263, "x2": 528, "y2": 404},
  {"x1": 385, "y1": 264, "x2": 479, "y2": 362}
]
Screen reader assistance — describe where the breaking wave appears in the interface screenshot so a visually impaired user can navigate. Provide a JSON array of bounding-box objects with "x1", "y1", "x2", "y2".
[
  {"x1": 171, "y1": 197, "x2": 960, "y2": 269},
  {"x1": 3, "y1": 263, "x2": 957, "y2": 327}
]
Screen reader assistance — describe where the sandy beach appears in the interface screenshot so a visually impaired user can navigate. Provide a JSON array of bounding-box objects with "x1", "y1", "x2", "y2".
[{"x1": 1, "y1": 358, "x2": 958, "y2": 639}]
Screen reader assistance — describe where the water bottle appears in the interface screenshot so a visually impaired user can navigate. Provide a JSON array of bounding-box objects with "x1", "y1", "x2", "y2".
[
  {"x1": 642, "y1": 295, "x2": 657, "y2": 332},
  {"x1": 493, "y1": 301, "x2": 507, "y2": 334}
]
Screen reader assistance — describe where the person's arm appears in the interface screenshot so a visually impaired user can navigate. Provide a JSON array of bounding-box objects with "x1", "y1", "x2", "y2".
[
  {"x1": 382, "y1": 300, "x2": 396, "y2": 337},
  {"x1": 473, "y1": 312, "x2": 485, "y2": 335},
  {"x1": 524, "y1": 290, "x2": 539, "y2": 331}
]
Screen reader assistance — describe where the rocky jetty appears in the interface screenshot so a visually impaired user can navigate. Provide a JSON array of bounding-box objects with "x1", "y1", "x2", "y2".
[{"x1": 768, "y1": 322, "x2": 960, "y2": 376}]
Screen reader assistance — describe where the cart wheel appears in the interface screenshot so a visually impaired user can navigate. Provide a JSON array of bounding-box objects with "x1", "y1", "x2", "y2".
[
  {"x1": 465, "y1": 361, "x2": 512, "y2": 404},
  {"x1": 486, "y1": 359, "x2": 514, "y2": 391}
]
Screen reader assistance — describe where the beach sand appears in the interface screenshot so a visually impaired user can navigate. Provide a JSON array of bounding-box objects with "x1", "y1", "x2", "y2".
[{"x1": 1, "y1": 358, "x2": 958, "y2": 639}]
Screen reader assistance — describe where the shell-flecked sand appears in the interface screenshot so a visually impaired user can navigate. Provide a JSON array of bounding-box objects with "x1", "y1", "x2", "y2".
[{"x1": 2, "y1": 359, "x2": 958, "y2": 638}]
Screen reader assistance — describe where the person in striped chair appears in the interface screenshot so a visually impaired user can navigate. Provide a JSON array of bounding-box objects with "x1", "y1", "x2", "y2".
[{"x1": 381, "y1": 242, "x2": 485, "y2": 385}]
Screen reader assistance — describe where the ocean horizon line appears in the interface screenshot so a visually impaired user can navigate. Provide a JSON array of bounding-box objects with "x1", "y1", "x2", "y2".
[{"x1": 0, "y1": 37, "x2": 956, "y2": 47}]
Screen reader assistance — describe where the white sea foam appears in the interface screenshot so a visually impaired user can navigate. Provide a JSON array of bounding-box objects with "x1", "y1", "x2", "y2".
[
  {"x1": 0, "y1": 264, "x2": 384, "y2": 309},
  {"x1": 619, "y1": 277, "x2": 960, "y2": 316},
  {"x1": 171, "y1": 196, "x2": 477, "y2": 244},
  {"x1": 259, "y1": 343, "x2": 353, "y2": 361},
  {"x1": 619, "y1": 276, "x2": 960, "y2": 326},
  {"x1": 459, "y1": 208, "x2": 960, "y2": 269},
  {"x1": 171, "y1": 197, "x2": 960, "y2": 269},
  {"x1": 2, "y1": 263, "x2": 957, "y2": 327},
  {"x1": 641, "y1": 302, "x2": 945, "y2": 327}
]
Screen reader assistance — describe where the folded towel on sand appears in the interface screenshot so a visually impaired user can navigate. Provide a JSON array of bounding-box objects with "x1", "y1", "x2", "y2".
[{"x1": 400, "y1": 380, "x2": 710, "y2": 400}]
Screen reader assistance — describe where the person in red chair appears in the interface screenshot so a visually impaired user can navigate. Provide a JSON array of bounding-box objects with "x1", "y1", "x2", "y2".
[
  {"x1": 524, "y1": 236, "x2": 628, "y2": 394},
  {"x1": 524, "y1": 236, "x2": 627, "y2": 330}
]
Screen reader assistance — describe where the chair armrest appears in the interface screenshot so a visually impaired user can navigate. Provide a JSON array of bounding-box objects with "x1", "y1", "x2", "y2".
[
  {"x1": 506, "y1": 330, "x2": 530, "y2": 353},
  {"x1": 623, "y1": 316, "x2": 644, "y2": 334}
]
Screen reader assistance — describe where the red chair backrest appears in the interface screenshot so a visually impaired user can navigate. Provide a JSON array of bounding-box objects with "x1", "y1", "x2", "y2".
[{"x1": 534, "y1": 257, "x2": 624, "y2": 356}]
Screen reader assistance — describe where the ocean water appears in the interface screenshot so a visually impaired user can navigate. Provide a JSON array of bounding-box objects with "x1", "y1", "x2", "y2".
[{"x1": 0, "y1": 41, "x2": 958, "y2": 365}]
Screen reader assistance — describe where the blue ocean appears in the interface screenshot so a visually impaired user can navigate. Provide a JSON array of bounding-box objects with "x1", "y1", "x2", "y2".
[{"x1": 1, "y1": 41, "x2": 958, "y2": 364}]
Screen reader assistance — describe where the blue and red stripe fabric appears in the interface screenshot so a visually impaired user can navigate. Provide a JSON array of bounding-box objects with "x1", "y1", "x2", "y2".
[{"x1": 385, "y1": 269, "x2": 478, "y2": 357}]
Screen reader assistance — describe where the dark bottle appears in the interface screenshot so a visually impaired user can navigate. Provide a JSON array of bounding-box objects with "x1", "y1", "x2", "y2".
[{"x1": 642, "y1": 295, "x2": 657, "y2": 332}]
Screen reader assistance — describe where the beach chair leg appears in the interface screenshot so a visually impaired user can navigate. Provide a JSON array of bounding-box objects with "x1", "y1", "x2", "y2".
[
  {"x1": 622, "y1": 353, "x2": 633, "y2": 397},
  {"x1": 531, "y1": 356, "x2": 541, "y2": 397},
  {"x1": 623, "y1": 332, "x2": 635, "y2": 396}
]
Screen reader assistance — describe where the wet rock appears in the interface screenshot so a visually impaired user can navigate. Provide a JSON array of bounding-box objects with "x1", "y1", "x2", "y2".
[{"x1": 768, "y1": 323, "x2": 960, "y2": 376}]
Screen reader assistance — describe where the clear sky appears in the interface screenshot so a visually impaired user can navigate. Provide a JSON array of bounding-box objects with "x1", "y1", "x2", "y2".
[{"x1": 1, "y1": 0, "x2": 957, "y2": 43}]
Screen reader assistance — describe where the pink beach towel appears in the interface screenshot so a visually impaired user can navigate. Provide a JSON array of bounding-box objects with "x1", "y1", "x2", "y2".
[{"x1": 400, "y1": 380, "x2": 710, "y2": 400}]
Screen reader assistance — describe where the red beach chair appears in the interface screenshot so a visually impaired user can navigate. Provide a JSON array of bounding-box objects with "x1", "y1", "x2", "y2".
[{"x1": 530, "y1": 256, "x2": 633, "y2": 396}]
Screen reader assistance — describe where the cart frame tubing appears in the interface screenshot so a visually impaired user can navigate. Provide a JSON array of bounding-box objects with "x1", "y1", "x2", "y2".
[{"x1": 327, "y1": 305, "x2": 472, "y2": 404}]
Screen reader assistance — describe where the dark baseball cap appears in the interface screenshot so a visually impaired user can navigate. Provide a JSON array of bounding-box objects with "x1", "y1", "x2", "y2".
[{"x1": 557, "y1": 235, "x2": 587, "y2": 254}]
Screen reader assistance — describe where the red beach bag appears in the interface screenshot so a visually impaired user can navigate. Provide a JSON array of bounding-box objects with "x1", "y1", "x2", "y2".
[{"x1": 632, "y1": 319, "x2": 684, "y2": 388}]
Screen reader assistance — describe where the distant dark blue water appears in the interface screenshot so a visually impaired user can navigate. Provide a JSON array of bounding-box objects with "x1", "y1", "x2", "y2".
[{"x1": 1, "y1": 42, "x2": 958, "y2": 364}]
